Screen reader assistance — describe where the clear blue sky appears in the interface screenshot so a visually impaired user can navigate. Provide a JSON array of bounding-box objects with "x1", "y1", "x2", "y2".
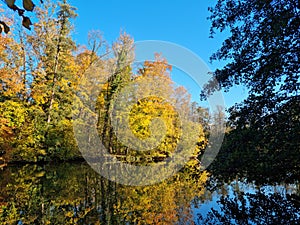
[{"x1": 68, "y1": 0, "x2": 248, "y2": 109}]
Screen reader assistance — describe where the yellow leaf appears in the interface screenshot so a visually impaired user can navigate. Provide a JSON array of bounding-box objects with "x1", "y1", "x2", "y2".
[
  {"x1": 65, "y1": 211, "x2": 73, "y2": 217},
  {"x1": 34, "y1": 171, "x2": 45, "y2": 178}
]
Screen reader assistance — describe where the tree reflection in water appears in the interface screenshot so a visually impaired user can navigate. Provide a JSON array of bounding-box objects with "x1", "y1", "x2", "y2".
[
  {"x1": 0, "y1": 162, "x2": 208, "y2": 225},
  {"x1": 1, "y1": 163, "x2": 299, "y2": 224},
  {"x1": 195, "y1": 178, "x2": 300, "y2": 225}
]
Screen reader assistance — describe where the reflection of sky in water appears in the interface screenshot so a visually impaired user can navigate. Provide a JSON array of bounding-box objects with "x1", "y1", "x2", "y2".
[{"x1": 192, "y1": 178, "x2": 300, "y2": 224}]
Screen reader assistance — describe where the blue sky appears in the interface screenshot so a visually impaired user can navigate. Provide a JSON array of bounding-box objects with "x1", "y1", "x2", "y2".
[{"x1": 68, "y1": 0, "x2": 248, "y2": 109}]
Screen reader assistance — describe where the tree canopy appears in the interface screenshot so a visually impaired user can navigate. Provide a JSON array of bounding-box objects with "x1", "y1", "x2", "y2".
[
  {"x1": 204, "y1": 0, "x2": 300, "y2": 182},
  {"x1": 203, "y1": 0, "x2": 299, "y2": 125}
]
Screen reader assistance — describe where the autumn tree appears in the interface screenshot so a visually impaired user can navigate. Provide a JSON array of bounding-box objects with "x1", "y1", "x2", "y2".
[
  {"x1": 126, "y1": 55, "x2": 180, "y2": 162},
  {"x1": 31, "y1": 0, "x2": 79, "y2": 159},
  {"x1": 95, "y1": 51, "x2": 207, "y2": 166},
  {"x1": 0, "y1": 28, "x2": 34, "y2": 160},
  {"x1": 96, "y1": 32, "x2": 134, "y2": 155},
  {"x1": 0, "y1": 0, "x2": 78, "y2": 161}
]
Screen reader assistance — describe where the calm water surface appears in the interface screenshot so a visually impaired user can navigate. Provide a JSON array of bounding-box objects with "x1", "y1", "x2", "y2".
[{"x1": 0, "y1": 162, "x2": 299, "y2": 224}]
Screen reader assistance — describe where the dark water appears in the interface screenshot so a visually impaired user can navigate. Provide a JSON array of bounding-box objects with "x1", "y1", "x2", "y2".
[
  {"x1": 195, "y1": 178, "x2": 300, "y2": 224},
  {"x1": 0, "y1": 162, "x2": 299, "y2": 224}
]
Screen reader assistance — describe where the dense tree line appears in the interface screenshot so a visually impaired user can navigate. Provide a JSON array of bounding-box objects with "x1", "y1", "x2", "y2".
[
  {"x1": 0, "y1": 1, "x2": 208, "y2": 164},
  {"x1": 206, "y1": 0, "x2": 299, "y2": 180}
]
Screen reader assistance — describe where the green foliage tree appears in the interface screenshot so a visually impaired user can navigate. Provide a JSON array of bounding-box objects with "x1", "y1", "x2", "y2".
[
  {"x1": 0, "y1": 0, "x2": 81, "y2": 162},
  {"x1": 205, "y1": 0, "x2": 300, "y2": 178},
  {"x1": 25, "y1": 0, "x2": 80, "y2": 160},
  {"x1": 204, "y1": 0, "x2": 299, "y2": 117},
  {"x1": 204, "y1": 0, "x2": 299, "y2": 107},
  {"x1": 96, "y1": 32, "x2": 134, "y2": 155}
]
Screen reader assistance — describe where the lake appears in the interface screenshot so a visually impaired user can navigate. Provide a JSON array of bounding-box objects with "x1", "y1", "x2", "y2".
[{"x1": 0, "y1": 162, "x2": 299, "y2": 224}]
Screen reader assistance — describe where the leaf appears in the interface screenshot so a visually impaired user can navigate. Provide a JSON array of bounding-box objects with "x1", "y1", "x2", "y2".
[
  {"x1": 22, "y1": 16, "x2": 32, "y2": 30},
  {"x1": 23, "y1": 0, "x2": 35, "y2": 11},
  {"x1": 34, "y1": 171, "x2": 45, "y2": 177},
  {"x1": 5, "y1": 0, "x2": 16, "y2": 8},
  {"x1": 3, "y1": 24, "x2": 10, "y2": 34},
  {"x1": 0, "y1": 21, "x2": 10, "y2": 33}
]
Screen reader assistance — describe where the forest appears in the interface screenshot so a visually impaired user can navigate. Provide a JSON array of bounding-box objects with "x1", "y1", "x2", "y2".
[
  {"x1": 0, "y1": 0, "x2": 212, "y2": 165},
  {"x1": 0, "y1": 0, "x2": 298, "y2": 179},
  {"x1": 0, "y1": 0, "x2": 299, "y2": 224}
]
